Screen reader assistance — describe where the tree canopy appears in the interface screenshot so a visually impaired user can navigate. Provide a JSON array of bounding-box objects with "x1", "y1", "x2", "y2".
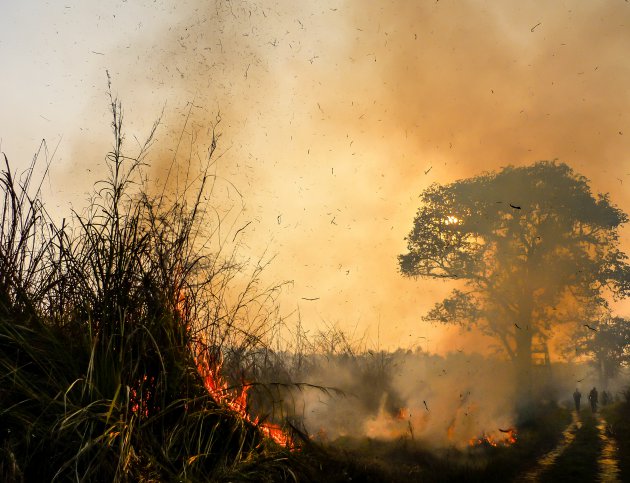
[
  {"x1": 571, "y1": 313, "x2": 630, "y2": 389},
  {"x1": 399, "y1": 161, "x2": 629, "y2": 388}
]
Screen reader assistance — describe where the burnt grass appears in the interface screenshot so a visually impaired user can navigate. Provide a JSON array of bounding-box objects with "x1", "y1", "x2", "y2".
[{"x1": 294, "y1": 401, "x2": 572, "y2": 482}]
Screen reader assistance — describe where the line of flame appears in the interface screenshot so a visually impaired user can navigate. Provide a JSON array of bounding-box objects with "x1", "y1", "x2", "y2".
[
  {"x1": 193, "y1": 342, "x2": 293, "y2": 447},
  {"x1": 176, "y1": 285, "x2": 292, "y2": 448}
]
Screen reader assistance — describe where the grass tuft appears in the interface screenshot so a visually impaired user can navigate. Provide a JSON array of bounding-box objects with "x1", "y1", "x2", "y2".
[{"x1": 0, "y1": 97, "x2": 295, "y2": 482}]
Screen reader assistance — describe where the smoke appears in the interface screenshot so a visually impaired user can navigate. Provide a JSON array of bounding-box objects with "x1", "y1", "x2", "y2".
[
  {"x1": 4, "y1": 0, "x2": 630, "y2": 452},
  {"x1": 294, "y1": 350, "x2": 516, "y2": 448},
  {"x1": 18, "y1": 0, "x2": 618, "y2": 352},
  {"x1": 93, "y1": 0, "x2": 630, "y2": 348}
]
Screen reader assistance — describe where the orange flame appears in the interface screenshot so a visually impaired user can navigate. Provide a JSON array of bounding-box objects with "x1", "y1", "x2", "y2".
[
  {"x1": 193, "y1": 343, "x2": 293, "y2": 447},
  {"x1": 396, "y1": 407, "x2": 410, "y2": 421},
  {"x1": 130, "y1": 374, "x2": 157, "y2": 418},
  {"x1": 447, "y1": 422, "x2": 456, "y2": 441},
  {"x1": 468, "y1": 428, "x2": 517, "y2": 447},
  {"x1": 174, "y1": 284, "x2": 293, "y2": 447}
]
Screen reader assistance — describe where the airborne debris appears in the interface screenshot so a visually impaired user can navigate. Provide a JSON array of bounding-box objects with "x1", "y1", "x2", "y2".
[
  {"x1": 584, "y1": 324, "x2": 598, "y2": 331},
  {"x1": 232, "y1": 221, "x2": 252, "y2": 241},
  {"x1": 509, "y1": 203, "x2": 521, "y2": 210}
]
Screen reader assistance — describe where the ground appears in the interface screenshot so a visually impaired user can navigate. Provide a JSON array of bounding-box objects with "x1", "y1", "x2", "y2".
[{"x1": 297, "y1": 400, "x2": 629, "y2": 482}]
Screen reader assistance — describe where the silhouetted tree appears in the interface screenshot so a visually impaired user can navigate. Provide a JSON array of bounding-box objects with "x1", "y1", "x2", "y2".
[
  {"x1": 573, "y1": 314, "x2": 630, "y2": 390},
  {"x1": 399, "y1": 161, "x2": 629, "y2": 404}
]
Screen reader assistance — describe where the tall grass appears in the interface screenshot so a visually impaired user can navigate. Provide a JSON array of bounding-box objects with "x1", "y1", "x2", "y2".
[{"x1": 0, "y1": 97, "x2": 296, "y2": 482}]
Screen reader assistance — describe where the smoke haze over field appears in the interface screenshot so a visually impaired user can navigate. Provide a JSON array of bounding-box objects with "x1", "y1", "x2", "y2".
[
  {"x1": 1, "y1": 0, "x2": 630, "y2": 350},
  {"x1": 293, "y1": 351, "x2": 517, "y2": 448}
]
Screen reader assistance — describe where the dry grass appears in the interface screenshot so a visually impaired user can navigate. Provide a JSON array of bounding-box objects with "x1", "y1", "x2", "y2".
[{"x1": 0, "y1": 95, "x2": 297, "y2": 482}]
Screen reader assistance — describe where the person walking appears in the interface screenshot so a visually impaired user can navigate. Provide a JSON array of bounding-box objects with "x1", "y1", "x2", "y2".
[
  {"x1": 573, "y1": 388, "x2": 581, "y2": 412},
  {"x1": 588, "y1": 386, "x2": 598, "y2": 413}
]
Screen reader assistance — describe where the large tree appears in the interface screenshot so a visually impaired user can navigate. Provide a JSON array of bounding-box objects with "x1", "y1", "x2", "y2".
[
  {"x1": 399, "y1": 162, "x2": 629, "y2": 400},
  {"x1": 571, "y1": 313, "x2": 630, "y2": 390}
]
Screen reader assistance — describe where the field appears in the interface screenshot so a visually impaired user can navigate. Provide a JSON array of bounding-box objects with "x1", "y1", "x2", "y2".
[{"x1": 1, "y1": 103, "x2": 629, "y2": 482}]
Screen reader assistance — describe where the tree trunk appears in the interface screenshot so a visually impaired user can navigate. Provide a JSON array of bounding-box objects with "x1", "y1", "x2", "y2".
[
  {"x1": 515, "y1": 328, "x2": 533, "y2": 411},
  {"x1": 513, "y1": 294, "x2": 535, "y2": 416}
]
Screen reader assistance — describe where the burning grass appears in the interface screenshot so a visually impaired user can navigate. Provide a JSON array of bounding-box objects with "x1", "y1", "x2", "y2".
[
  {"x1": 299, "y1": 401, "x2": 572, "y2": 482},
  {"x1": 193, "y1": 341, "x2": 293, "y2": 448},
  {"x1": 468, "y1": 428, "x2": 517, "y2": 448},
  {"x1": 0, "y1": 97, "x2": 296, "y2": 481}
]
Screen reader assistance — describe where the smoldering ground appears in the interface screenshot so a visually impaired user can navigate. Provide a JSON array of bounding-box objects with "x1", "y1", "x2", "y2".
[
  {"x1": 283, "y1": 350, "x2": 516, "y2": 448},
  {"x1": 274, "y1": 342, "x2": 630, "y2": 449}
]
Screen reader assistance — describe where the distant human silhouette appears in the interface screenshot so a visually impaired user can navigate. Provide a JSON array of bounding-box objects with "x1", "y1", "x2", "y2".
[
  {"x1": 588, "y1": 387, "x2": 598, "y2": 413},
  {"x1": 573, "y1": 388, "x2": 581, "y2": 412}
]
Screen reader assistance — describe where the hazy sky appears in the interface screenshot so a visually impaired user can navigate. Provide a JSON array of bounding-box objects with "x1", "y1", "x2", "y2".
[{"x1": 1, "y1": 0, "x2": 629, "y2": 351}]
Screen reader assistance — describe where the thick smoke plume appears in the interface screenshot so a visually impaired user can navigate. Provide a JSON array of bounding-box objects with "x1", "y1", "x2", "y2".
[{"x1": 77, "y1": 0, "x2": 630, "y2": 349}]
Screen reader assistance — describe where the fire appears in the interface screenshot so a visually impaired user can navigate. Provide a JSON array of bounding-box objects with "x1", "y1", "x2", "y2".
[
  {"x1": 129, "y1": 374, "x2": 157, "y2": 418},
  {"x1": 469, "y1": 428, "x2": 517, "y2": 448},
  {"x1": 192, "y1": 339, "x2": 293, "y2": 448},
  {"x1": 447, "y1": 421, "x2": 456, "y2": 441},
  {"x1": 174, "y1": 285, "x2": 293, "y2": 448},
  {"x1": 396, "y1": 407, "x2": 410, "y2": 421}
]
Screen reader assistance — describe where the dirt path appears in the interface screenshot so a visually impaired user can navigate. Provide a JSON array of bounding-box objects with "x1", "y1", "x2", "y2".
[
  {"x1": 514, "y1": 410, "x2": 622, "y2": 482},
  {"x1": 514, "y1": 411, "x2": 581, "y2": 482}
]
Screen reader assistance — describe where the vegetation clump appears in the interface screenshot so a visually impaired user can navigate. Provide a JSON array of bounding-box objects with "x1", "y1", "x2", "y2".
[{"x1": 0, "y1": 98, "x2": 295, "y2": 482}]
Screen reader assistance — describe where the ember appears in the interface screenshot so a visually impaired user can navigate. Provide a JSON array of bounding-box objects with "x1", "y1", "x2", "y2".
[
  {"x1": 469, "y1": 428, "x2": 517, "y2": 447},
  {"x1": 130, "y1": 375, "x2": 158, "y2": 418}
]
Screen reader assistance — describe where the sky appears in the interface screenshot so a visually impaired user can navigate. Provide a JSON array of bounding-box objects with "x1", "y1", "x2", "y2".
[{"x1": 1, "y1": 0, "x2": 629, "y2": 352}]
